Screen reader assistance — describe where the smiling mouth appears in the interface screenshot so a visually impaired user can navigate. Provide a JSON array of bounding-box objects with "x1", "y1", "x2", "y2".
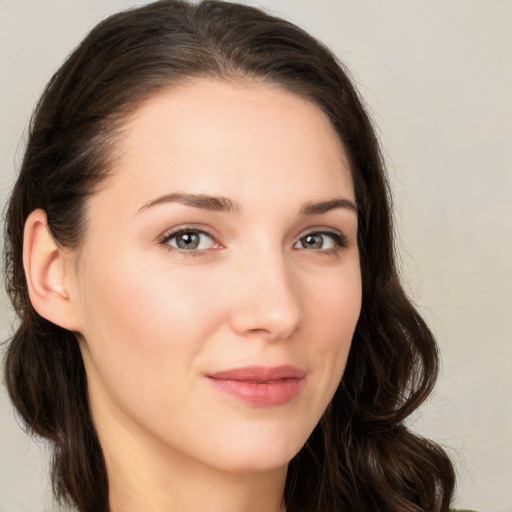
[{"x1": 206, "y1": 365, "x2": 305, "y2": 407}]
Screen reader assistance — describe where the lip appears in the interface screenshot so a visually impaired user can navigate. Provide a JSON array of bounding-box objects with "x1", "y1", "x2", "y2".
[{"x1": 206, "y1": 365, "x2": 306, "y2": 407}]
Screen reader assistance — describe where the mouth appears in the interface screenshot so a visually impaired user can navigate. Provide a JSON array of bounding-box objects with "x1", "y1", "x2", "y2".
[{"x1": 206, "y1": 365, "x2": 306, "y2": 407}]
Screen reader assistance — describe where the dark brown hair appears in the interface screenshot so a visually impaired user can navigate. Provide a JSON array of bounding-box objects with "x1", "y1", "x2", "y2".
[{"x1": 3, "y1": 1, "x2": 455, "y2": 511}]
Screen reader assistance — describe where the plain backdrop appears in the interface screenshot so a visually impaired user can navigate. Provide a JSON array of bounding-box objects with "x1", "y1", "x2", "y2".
[{"x1": 1, "y1": 1, "x2": 511, "y2": 511}]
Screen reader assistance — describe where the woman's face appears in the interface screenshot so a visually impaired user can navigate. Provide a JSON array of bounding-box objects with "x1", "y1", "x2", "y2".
[{"x1": 72, "y1": 79, "x2": 361, "y2": 474}]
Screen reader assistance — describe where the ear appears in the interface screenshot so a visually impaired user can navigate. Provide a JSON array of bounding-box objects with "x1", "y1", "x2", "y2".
[{"x1": 23, "y1": 209, "x2": 82, "y2": 332}]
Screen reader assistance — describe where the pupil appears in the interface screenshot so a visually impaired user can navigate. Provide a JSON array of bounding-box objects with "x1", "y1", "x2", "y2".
[
  {"x1": 177, "y1": 232, "x2": 199, "y2": 249},
  {"x1": 303, "y1": 234, "x2": 322, "y2": 249}
]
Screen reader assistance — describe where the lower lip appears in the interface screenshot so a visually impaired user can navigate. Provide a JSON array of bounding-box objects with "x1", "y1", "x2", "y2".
[{"x1": 207, "y1": 377, "x2": 304, "y2": 407}]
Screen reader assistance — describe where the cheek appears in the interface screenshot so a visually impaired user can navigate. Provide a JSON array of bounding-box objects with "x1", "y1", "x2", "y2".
[
  {"x1": 307, "y1": 267, "x2": 361, "y2": 383},
  {"x1": 76, "y1": 251, "x2": 225, "y2": 398},
  {"x1": 82, "y1": 249, "x2": 219, "y2": 339},
  {"x1": 76, "y1": 253, "x2": 235, "y2": 448},
  {"x1": 314, "y1": 263, "x2": 361, "y2": 331}
]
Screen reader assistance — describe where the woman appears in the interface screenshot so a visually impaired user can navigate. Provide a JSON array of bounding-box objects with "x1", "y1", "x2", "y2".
[{"x1": 3, "y1": 1, "x2": 460, "y2": 511}]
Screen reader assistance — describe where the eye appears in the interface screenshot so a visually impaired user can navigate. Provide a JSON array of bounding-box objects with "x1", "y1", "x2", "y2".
[
  {"x1": 293, "y1": 230, "x2": 348, "y2": 251},
  {"x1": 161, "y1": 229, "x2": 217, "y2": 251}
]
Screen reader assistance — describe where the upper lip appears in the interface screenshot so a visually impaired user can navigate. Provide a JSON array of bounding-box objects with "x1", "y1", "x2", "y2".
[{"x1": 207, "y1": 365, "x2": 305, "y2": 382}]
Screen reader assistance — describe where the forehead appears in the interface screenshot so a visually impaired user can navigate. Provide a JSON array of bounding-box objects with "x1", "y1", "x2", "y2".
[{"x1": 101, "y1": 78, "x2": 354, "y2": 212}]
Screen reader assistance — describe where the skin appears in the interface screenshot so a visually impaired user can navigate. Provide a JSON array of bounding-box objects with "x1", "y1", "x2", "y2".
[{"x1": 26, "y1": 79, "x2": 362, "y2": 512}]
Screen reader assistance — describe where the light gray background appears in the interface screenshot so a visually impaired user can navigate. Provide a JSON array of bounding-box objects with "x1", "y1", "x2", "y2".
[{"x1": 1, "y1": 1, "x2": 511, "y2": 511}]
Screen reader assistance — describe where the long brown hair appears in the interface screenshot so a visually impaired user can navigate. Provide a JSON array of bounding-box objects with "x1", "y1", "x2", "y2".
[{"x1": 3, "y1": 1, "x2": 455, "y2": 511}]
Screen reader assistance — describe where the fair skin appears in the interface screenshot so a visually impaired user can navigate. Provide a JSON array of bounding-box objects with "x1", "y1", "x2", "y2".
[{"x1": 24, "y1": 79, "x2": 361, "y2": 512}]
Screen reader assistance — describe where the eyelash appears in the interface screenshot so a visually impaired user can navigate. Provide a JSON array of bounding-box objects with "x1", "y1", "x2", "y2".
[
  {"x1": 158, "y1": 226, "x2": 349, "y2": 256},
  {"x1": 158, "y1": 227, "x2": 219, "y2": 257},
  {"x1": 295, "y1": 228, "x2": 350, "y2": 255}
]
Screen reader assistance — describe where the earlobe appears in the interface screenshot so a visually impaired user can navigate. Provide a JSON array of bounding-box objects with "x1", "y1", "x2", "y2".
[{"x1": 23, "y1": 209, "x2": 82, "y2": 331}]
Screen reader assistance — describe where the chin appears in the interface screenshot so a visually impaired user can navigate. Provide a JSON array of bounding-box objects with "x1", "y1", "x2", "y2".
[
  {"x1": 197, "y1": 424, "x2": 312, "y2": 474},
  {"x1": 214, "y1": 450, "x2": 297, "y2": 475}
]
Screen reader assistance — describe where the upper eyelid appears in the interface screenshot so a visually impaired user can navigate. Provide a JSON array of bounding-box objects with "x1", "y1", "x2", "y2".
[
  {"x1": 158, "y1": 225, "x2": 216, "y2": 242},
  {"x1": 298, "y1": 226, "x2": 341, "y2": 235},
  {"x1": 296, "y1": 226, "x2": 347, "y2": 240}
]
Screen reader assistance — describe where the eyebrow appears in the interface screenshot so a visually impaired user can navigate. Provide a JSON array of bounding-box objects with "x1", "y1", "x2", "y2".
[
  {"x1": 138, "y1": 192, "x2": 357, "y2": 215},
  {"x1": 300, "y1": 198, "x2": 358, "y2": 215},
  {"x1": 138, "y1": 192, "x2": 240, "y2": 214}
]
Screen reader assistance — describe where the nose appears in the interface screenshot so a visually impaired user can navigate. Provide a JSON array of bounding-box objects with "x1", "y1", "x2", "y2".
[{"x1": 228, "y1": 248, "x2": 304, "y2": 341}]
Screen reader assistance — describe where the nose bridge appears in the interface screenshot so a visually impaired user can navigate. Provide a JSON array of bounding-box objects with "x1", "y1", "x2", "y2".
[{"x1": 229, "y1": 243, "x2": 303, "y2": 340}]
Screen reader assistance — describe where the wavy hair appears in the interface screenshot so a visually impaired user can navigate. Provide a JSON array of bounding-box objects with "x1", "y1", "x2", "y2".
[{"x1": 3, "y1": 1, "x2": 455, "y2": 511}]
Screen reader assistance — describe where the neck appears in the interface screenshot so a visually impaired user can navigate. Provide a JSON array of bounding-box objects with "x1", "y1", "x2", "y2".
[
  {"x1": 97, "y1": 410, "x2": 287, "y2": 512},
  {"x1": 108, "y1": 452, "x2": 287, "y2": 512}
]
